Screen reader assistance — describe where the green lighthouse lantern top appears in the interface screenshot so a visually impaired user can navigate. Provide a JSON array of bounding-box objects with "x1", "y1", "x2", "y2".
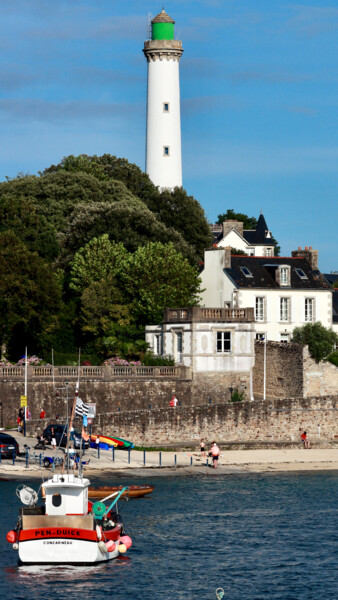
[{"x1": 152, "y1": 9, "x2": 175, "y2": 40}]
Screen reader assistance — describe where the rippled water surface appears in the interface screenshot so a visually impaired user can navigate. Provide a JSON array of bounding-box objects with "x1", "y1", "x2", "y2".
[{"x1": 0, "y1": 471, "x2": 337, "y2": 600}]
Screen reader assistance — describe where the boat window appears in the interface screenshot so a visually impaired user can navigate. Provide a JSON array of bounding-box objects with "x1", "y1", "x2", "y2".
[{"x1": 52, "y1": 493, "x2": 62, "y2": 507}]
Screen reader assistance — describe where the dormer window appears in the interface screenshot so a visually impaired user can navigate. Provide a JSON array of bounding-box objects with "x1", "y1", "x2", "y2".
[
  {"x1": 265, "y1": 230, "x2": 272, "y2": 238},
  {"x1": 163, "y1": 102, "x2": 170, "y2": 112},
  {"x1": 295, "y1": 268, "x2": 308, "y2": 280},
  {"x1": 240, "y1": 266, "x2": 253, "y2": 278},
  {"x1": 279, "y1": 265, "x2": 290, "y2": 287}
]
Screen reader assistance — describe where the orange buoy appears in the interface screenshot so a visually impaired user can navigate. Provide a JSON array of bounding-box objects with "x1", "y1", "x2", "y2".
[{"x1": 6, "y1": 531, "x2": 17, "y2": 543}]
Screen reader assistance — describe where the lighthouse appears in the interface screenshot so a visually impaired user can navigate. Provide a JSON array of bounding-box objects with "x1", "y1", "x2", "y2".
[{"x1": 143, "y1": 9, "x2": 183, "y2": 189}]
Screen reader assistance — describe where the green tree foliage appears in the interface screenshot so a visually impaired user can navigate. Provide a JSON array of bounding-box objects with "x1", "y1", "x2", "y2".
[
  {"x1": 43, "y1": 154, "x2": 211, "y2": 260},
  {"x1": 0, "y1": 194, "x2": 58, "y2": 261},
  {"x1": 216, "y1": 209, "x2": 257, "y2": 230},
  {"x1": 70, "y1": 235, "x2": 128, "y2": 294},
  {"x1": 62, "y1": 201, "x2": 195, "y2": 264},
  {"x1": 292, "y1": 322, "x2": 338, "y2": 363},
  {"x1": 123, "y1": 242, "x2": 203, "y2": 325},
  {"x1": 80, "y1": 277, "x2": 132, "y2": 340},
  {"x1": 0, "y1": 231, "x2": 60, "y2": 354},
  {"x1": 333, "y1": 280, "x2": 338, "y2": 288}
]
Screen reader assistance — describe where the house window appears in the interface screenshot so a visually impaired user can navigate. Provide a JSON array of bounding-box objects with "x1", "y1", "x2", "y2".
[
  {"x1": 296, "y1": 268, "x2": 308, "y2": 280},
  {"x1": 256, "y1": 333, "x2": 265, "y2": 340},
  {"x1": 240, "y1": 266, "x2": 253, "y2": 278},
  {"x1": 266, "y1": 248, "x2": 272, "y2": 257},
  {"x1": 163, "y1": 102, "x2": 169, "y2": 112},
  {"x1": 163, "y1": 146, "x2": 170, "y2": 156},
  {"x1": 247, "y1": 248, "x2": 254, "y2": 256},
  {"x1": 255, "y1": 297, "x2": 265, "y2": 322},
  {"x1": 280, "y1": 267, "x2": 289, "y2": 286},
  {"x1": 280, "y1": 333, "x2": 290, "y2": 343},
  {"x1": 154, "y1": 334, "x2": 162, "y2": 355},
  {"x1": 216, "y1": 331, "x2": 231, "y2": 353},
  {"x1": 280, "y1": 298, "x2": 290, "y2": 322},
  {"x1": 305, "y1": 298, "x2": 314, "y2": 322},
  {"x1": 174, "y1": 331, "x2": 183, "y2": 363}
]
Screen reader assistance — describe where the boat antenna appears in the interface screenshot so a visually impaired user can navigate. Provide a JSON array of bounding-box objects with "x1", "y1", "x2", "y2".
[{"x1": 62, "y1": 385, "x2": 78, "y2": 475}]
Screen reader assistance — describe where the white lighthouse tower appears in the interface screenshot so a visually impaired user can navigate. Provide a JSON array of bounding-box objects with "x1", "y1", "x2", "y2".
[{"x1": 143, "y1": 9, "x2": 183, "y2": 189}]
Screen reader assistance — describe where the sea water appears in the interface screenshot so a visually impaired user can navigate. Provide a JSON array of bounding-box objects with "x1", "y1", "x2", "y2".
[{"x1": 0, "y1": 471, "x2": 337, "y2": 600}]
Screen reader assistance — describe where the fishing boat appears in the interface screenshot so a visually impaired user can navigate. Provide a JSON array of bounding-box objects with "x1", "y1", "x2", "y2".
[
  {"x1": 6, "y1": 385, "x2": 132, "y2": 565},
  {"x1": 88, "y1": 484, "x2": 154, "y2": 499},
  {"x1": 7, "y1": 477, "x2": 132, "y2": 565}
]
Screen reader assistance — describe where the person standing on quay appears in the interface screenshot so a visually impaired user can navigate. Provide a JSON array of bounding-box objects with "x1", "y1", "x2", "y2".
[
  {"x1": 211, "y1": 442, "x2": 220, "y2": 469},
  {"x1": 200, "y1": 439, "x2": 205, "y2": 457}
]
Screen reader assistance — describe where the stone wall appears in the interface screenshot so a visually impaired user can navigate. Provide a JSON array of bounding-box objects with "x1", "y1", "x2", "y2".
[
  {"x1": 26, "y1": 395, "x2": 338, "y2": 446},
  {"x1": 253, "y1": 341, "x2": 338, "y2": 399},
  {"x1": 0, "y1": 372, "x2": 250, "y2": 429},
  {"x1": 253, "y1": 341, "x2": 303, "y2": 398}
]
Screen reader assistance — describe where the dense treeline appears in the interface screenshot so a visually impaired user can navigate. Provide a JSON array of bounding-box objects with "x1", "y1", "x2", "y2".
[{"x1": 0, "y1": 155, "x2": 211, "y2": 363}]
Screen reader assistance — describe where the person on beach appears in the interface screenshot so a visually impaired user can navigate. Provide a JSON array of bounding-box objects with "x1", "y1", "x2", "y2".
[
  {"x1": 51, "y1": 427, "x2": 57, "y2": 451},
  {"x1": 210, "y1": 442, "x2": 220, "y2": 468},
  {"x1": 200, "y1": 439, "x2": 205, "y2": 457},
  {"x1": 301, "y1": 431, "x2": 310, "y2": 448}
]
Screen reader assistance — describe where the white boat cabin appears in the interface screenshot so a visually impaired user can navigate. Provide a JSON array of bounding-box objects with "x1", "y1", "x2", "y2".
[{"x1": 44, "y1": 474, "x2": 90, "y2": 516}]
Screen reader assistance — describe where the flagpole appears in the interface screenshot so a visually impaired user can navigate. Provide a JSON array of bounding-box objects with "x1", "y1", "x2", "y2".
[{"x1": 62, "y1": 386, "x2": 78, "y2": 474}]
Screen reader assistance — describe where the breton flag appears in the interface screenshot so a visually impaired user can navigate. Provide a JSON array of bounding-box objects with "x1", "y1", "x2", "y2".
[{"x1": 75, "y1": 397, "x2": 90, "y2": 418}]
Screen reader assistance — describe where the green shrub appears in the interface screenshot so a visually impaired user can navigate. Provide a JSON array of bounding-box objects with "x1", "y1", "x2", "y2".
[
  {"x1": 230, "y1": 389, "x2": 244, "y2": 402},
  {"x1": 326, "y1": 351, "x2": 338, "y2": 367},
  {"x1": 142, "y1": 352, "x2": 175, "y2": 366},
  {"x1": 292, "y1": 322, "x2": 338, "y2": 363}
]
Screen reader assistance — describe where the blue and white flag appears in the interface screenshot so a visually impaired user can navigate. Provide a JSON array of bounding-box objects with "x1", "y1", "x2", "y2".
[{"x1": 75, "y1": 397, "x2": 90, "y2": 418}]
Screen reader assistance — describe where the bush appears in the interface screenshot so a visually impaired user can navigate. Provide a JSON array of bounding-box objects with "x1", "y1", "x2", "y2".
[
  {"x1": 142, "y1": 352, "x2": 175, "y2": 366},
  {"x1": 230, "y1": 389, "x2": 244, "y2": 402},
  {"x1": 326, "y1": 351, "x2": 338, "y2": 367},
  {"x1": 292, "y1": 322, "x2": 338, "y2": 363}
]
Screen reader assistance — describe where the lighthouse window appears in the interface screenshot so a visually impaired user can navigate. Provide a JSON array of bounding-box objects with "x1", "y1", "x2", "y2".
[
  {"x1": 163, "y1": 102, "x2": 170, "y2": 112},
  {"x1": 163, "y1": 146, "x2": 170, "y2": 156},
  {"x1": 52, "y1": 493, "x2": 62, "y2": 507}
]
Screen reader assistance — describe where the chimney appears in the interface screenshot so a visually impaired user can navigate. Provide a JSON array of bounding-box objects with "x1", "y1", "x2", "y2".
[
  {"x1": 204, "y1": 246, "x2": 231, "y2": 271},
  {"x1": 222, "y1": 220, "x2": 244, "y2": 238},
  {"x1": 292, "y1": 247, "x2": 318, "y2": 270}
]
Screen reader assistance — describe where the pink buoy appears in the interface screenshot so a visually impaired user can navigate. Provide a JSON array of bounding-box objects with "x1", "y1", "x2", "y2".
[
  {"x1": 105, "y1": 540, "x2": 116, "y2": 552},
  {"x1": 119, "y1": 535, "x2": 132, "y2": 549}
]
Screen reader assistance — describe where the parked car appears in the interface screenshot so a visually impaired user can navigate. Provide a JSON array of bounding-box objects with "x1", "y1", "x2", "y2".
[
  {"x1": 0, "y1": 433, "x2": 19, "y2": 458},
  {"x1": 42, "y1": 424, "x2": 89, "y2": 449}
]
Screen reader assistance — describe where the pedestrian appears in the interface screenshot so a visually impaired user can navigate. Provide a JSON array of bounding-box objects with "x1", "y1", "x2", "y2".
[
  {"x1": 17, "y1": 415, "x2": 22, "y2": 433},
  {"x1": 40, "y1": 408, "x2": 46, "y2": 419},
  {"x1": 301, "y1": 431, "x2": 310, "y2": 449},
  {"x1": 200, "y1": 439, "x2": 205, "y2": 457},
  {"x1": 169, "y1": 394, "x2": 179, "y2": 407},
  {"x1": 26, "y1": 407, "x2": 31, "y2": 420},
  {"x1": 210, "y1": 442, "x2": 220, "y2": 469},
  {"x1": 51, "y1": 427, "x2": 57, "y2": 451}
]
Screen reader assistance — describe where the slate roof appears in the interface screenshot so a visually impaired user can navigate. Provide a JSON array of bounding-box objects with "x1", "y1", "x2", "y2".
[
  {"x1": 225, "y1": 256, "x2": 332, "y2": 290},
  {"x1": 323, "y1": 273, "x2": 338, "y2": 286}
]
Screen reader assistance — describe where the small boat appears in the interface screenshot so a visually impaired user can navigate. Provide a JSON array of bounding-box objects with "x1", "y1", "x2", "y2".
[
  {"x1": 90, "y1": 434, "x2": 134, "y2": 450},
  {"x1": 88, "y1": 484, "x2": 154, "y2": 499},
  {"x1": 7, "y1": 476, "x2": 132, "y2": 565}
]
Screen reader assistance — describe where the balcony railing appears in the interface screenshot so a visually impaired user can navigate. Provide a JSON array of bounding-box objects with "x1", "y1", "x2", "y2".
[
  {"x1": 164, "y1": 306, "x2": 255, "y2": 323},
  {"x1": 0, "y1": 365, "x2": 192, "y2": 380}
]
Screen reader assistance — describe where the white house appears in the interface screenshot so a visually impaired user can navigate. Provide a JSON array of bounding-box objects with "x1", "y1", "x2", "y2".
[
  {"x1": 145, "y1": 306, "x2": 256, "y2": 399},
  {"x1": 200, "y1": 246, "x2": 334, "y2": 342},
  {"x1": 212, "y1": 213, "x2": 275, "y2": 257}
]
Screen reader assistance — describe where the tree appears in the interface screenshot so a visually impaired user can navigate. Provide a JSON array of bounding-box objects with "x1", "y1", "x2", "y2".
[
  {"x1": 123, "y1": 242, "x2": 203, "y2": 325},
  {"x1": 216, "y1": 209, "x2": 257, "y2": 230},
  {"x1": 0, "y1": 231, "x2": 60, "y2": 357},
  {"x1": 61, "y1": 201, "x2": 195, "y2": 265},
  {"x1": 292, "y1": 322, "x2": 338, "y2": 363},
  {"x1": 70, "y1": 235, "x2": 128, "y2": 294}
]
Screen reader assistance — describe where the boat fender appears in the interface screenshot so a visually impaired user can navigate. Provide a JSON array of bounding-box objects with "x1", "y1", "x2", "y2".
[
  {"x1": 6, "y1": 531, "x2": 17, "y2": 544},
  {"x1": 105, "y1": 540, "x2": 116, "y2": 552},
  {"x1": 108, "y1": 520, "x2": 115, "y2": 528},
  {"x1": 96, "y1": 525, "x2": 102, "y2": 541},
  {"x1": 98, "y1": 540, "x2": 107, "y2": 554},
  {"x1": 13, "y1": 543, "x2": 19, "y2": 551},
  {"x1": 119, "y1": 535, "x2": 132, "y2": 549},
  {"x1": 118, "y1": 543, "x2": 127, "y2": 554}
]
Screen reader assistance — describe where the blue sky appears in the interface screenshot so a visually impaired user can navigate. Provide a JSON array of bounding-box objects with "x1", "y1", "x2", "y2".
[{"x1": 0, "y1": 0, "x2": 337, "y2": 271}]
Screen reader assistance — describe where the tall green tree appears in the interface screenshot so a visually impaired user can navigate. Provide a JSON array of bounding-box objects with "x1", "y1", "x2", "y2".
[
  {"x1": 292, "y1": 322, "x2": 338, "y2": 363},
  {"x1": 123, "y1": 242, "x2": 203, "y2": 325},
  {"x1": 216, "y1": 209, "x2": 258, "y2": 229},
  {"x1": 0, "y1": 231, "x2": 60, "y2": 356}
]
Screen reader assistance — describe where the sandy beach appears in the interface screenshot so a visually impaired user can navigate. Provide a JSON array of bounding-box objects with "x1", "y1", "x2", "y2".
[{"x1": 0, "y1": 432, "x2": 337, "y2": 479}]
